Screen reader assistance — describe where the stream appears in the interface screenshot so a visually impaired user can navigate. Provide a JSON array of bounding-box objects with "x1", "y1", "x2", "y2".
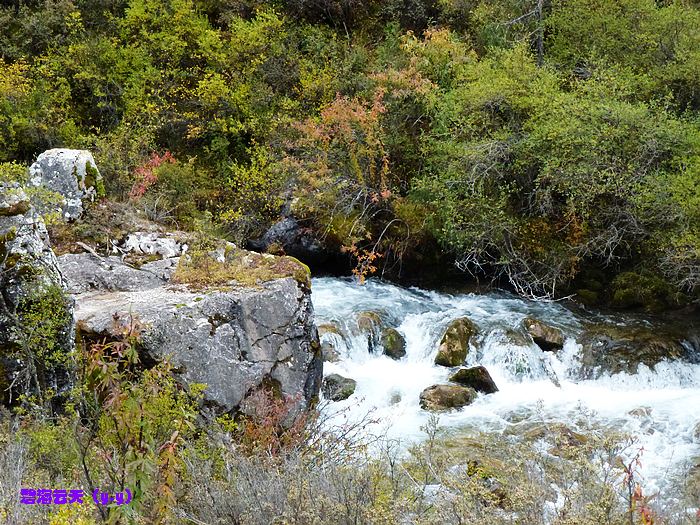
[{"x1": 311, "y1": 277, "x2": 700, "y2": 499}]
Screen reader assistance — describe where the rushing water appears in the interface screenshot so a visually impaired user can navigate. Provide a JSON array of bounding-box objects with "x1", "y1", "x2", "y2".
[{"x1": 311, "y1": 277, "x2": 700, "y2": 496}]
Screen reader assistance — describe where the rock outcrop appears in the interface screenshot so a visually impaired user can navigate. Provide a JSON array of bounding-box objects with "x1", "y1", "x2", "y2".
[
  {"x1": 435, "y1": 317, "x2": 478, "y2": 367},
  {"x1": 59, "y1": 246, "x2": 322, "y2": 421},
  {"x1": 523, "y1": 317, "x2": 564, "y2": 352},
  {"x1": 419, "y1": 384, "x2": 477, "y2": 411},
  {"x1": 0, "y1": 183, "x2": 74, "y2": 405},
  {"x1": 322, "y1": 373, "x2": 356, "y2": 401},
  {"x1": 29, "y1": 149, "x2": 104, "y2": 221},
  {"x1": 249, "y1": 217, "x2": 328, "y2": 266},
  {"x1": 449, "y1": 366, "x2": 499, "y2": 394}
]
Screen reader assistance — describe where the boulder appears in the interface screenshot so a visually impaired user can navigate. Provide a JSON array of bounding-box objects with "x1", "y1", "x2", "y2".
[
  {"x1": 0, "y1": 183, "x2": 74, "y2": 406},
  {"x1": 419, "y1": 384, "x2": 477, "y2": 411},
  {"x1": 577, "y1": 324, "x2": 696, "y2": 378},
  {"x1": 59, "y1": 249, "x2": 322, "y2": 422},
  {"x1": 435, "y1": 317, "x2": 478, "y2": 367},
  {"x1": 381, "y1": 327, "x2": 406, "y2": 360},
  {"x1": 28, "y1": 149, "x2": 103, "y2": 221},
  {"x1": 356, "y1": 310, "x2": 384, "y2": 353},
  {"x1": 321, "y1": 373, "x2": 356, "y2": 401},
  {"x1": 523, "y1": 317, "x2": 564, "y2": 352},
  {"x1": 248, "y1": 217, "x2": 327, "y2": 266},
  {"x1": 320, "y1": 341, "x2": 341, "y2": 362},
  {"x1": 121, "y1": 232, "x2": 188, "y2": 259},
  {"x1": 449, "y1": 366, "x2": 498, "y2": 394}
]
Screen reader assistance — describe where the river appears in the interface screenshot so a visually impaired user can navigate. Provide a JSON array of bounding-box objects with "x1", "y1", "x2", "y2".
[{"x1": 311, "y1": 277, "x2": 700, "y2": 500}]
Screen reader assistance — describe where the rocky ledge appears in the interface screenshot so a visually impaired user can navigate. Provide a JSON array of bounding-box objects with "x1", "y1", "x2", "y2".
[{"x1": 59, "y1": 248, "x2": 322, "y2": 421}]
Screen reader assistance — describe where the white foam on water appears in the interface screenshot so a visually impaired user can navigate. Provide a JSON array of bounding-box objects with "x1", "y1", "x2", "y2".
[{"x1": 312, "y1": 277, "x2": 700, "y2": 497}]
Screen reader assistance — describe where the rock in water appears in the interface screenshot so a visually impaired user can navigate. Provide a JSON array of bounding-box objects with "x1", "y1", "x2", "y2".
[
  {"x1": 381, "y1": 328, "x2": 406, "y2": 359},
  {"x1": 420, "y1": 384, "x2": 477, "y2": 411},
  {"x1": 523, "y1": 317, "x2": 564, "y2": 352},
  {"x1": 577, "y1": 323, "x2": 694, "y2": 378},
  {"x1": 29, "y1": 149, "x2": 103, "y2": 221},
  {"x1": 449, "y1": 366, "x2": 499, "y2": 394},
  {"x1": 435, "y1": 317, "x2": 478, "y2": 367},
  {"x1": 356, "y1": 310, "x2": 384, "y2": 353},
  {"x1": 322, "y1": 374, "x2": 356, "y2": 401},
  {"x1": 59, "y1": 249, "x2": 322, "y2": 422},
  {"x1": 0, "y1": 183, "x2": 74, "y2": 407}
]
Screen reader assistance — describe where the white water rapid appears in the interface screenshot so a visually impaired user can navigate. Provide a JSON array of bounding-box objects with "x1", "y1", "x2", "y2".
[{"x1": 311, "y1": 277, "x2": 700, "y2": 498}]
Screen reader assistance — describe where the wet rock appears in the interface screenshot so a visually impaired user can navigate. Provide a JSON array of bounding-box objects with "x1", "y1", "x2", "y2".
[
  {"x1": 693, "y1": 422, "x2": 700, "y2": 444},
  {"x1": 317, "y1": 323, "x2": 343, "y2": 337},
  {"x1": 0, "y1": 183, "x2": 74, "y2": 406},
  {"x1": 381, "y1": 328, "x2": 406, "y2": 360},
  {"x1": 322, "y1": 374, "x2": 356, "y2": 401},
  {"x1": 435, "y1": 317, "x2": 478, "y2": 367},
  {"x1": 248, "y1": 217, "x2": 327, "y2": 266},
  {"x1": 28, "y1": 149, "x2": 103, "y2": 221},
  {"x1": 577, "y1": 324, "x2": 694, "y2": 378},
  {"x1": 523, "y1": 317, "x2": 564, "y2": 352},
  {"x1": 357, "y1": 310, "x2": 384, "y2": 353},
  {"x1": 320, "y1": 341, "x2": 340, "y2": 362},
  {"x1": 628, "y1": 407, "x2": 652, "y2": 418},
  {"x1": 61, "y1": 248, "x2": 321, "y2": 422},
  {"x1": 419, "y1": 384, "x2": 477, "y2": 411},
  {"x1": 449, "y1": 366, "x2": 498, "y2": 394}
]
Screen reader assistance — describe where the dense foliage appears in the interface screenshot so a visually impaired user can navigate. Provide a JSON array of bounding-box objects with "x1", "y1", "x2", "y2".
[{"x1": 1, "y1": 0, "x2": 699, "y2": 302}]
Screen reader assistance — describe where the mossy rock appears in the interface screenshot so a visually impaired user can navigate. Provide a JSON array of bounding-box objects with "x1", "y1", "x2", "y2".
[
  {"x1": 322, "y1": 374, "x2": 356, "y2": 401},
  {"x1": 575, "y1": 289, "x2": 599, "y2": 307},
  {"x1": 435, "y1": 317, "x2": 478, "y2": 367},
  {"x1": 449, "y1": 366, "x2": 498, "y2": 394},
  {"x1": 172, "y1": 244, "x2": 311, "y2": 290},
  {"x1": 381, "y1": 328, "x2": 406, "y2": 360},
  {"x1": 611, "y1": 271, "x2": 686, "y2": 312},
  {"x1": 419, "y1": 384, "x2": 477, "y2": 411}
]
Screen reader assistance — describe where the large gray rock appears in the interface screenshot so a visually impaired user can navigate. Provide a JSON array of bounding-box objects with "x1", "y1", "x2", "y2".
[
  {"x1": 29, "y1": 149, "x2": 103, "y2": 221},
  {"x1": 0, "y1": 183, "x2": 74, "y2": 406},
  {"x1": 60, "y1": 252, "x2": 322, "y2": 421}
]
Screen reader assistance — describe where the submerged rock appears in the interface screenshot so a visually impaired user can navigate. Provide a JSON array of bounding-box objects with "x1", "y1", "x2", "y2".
[
  {"x1": 435, "y1": 317, "x2": 478, "y2": 367},
  {"x1": 381, "y1": 327, "x2": 406, "y2": 360},
  {"x1": 28, "y1": 149, "x2": 103, "y2": 221},
  {"x1": 577, "y1": 323, "x2": 695, "y2": 378},
  {"x1": 523, "y1": 317, "x2": 564, "y2": 352},
  {"x1": 419, "y1": 384, "x2": 477, "y2": 411},
  {"x1": 60, "y1": 247, "x2": 322, "y2": 421},
  {"x1": 0, "y1": 183, "x2": 74, "y2": 406},
  {"x1": 449, "y1": 366, "x2": 498, "y2": 394},
  {"x1": 322, "y1": 373, "x2": 356, "y2": 401}
]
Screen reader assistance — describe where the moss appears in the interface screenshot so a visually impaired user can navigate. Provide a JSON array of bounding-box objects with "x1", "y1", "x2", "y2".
[
  {"x1": 0, "y1": 226, "x2": 17, "y2": 260},
  {"x1": 575, "y1": 289, "x2": 599, "y2": 306},
  {"x1": 611, "y1": 271, "x2": 686, "y2": 312},
  {"x1": 172, "y1": 245, "x2": 311, "y2": 290},
  {"x1": 84, "y1": 161, "x2": 105, "y2": 198}
]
